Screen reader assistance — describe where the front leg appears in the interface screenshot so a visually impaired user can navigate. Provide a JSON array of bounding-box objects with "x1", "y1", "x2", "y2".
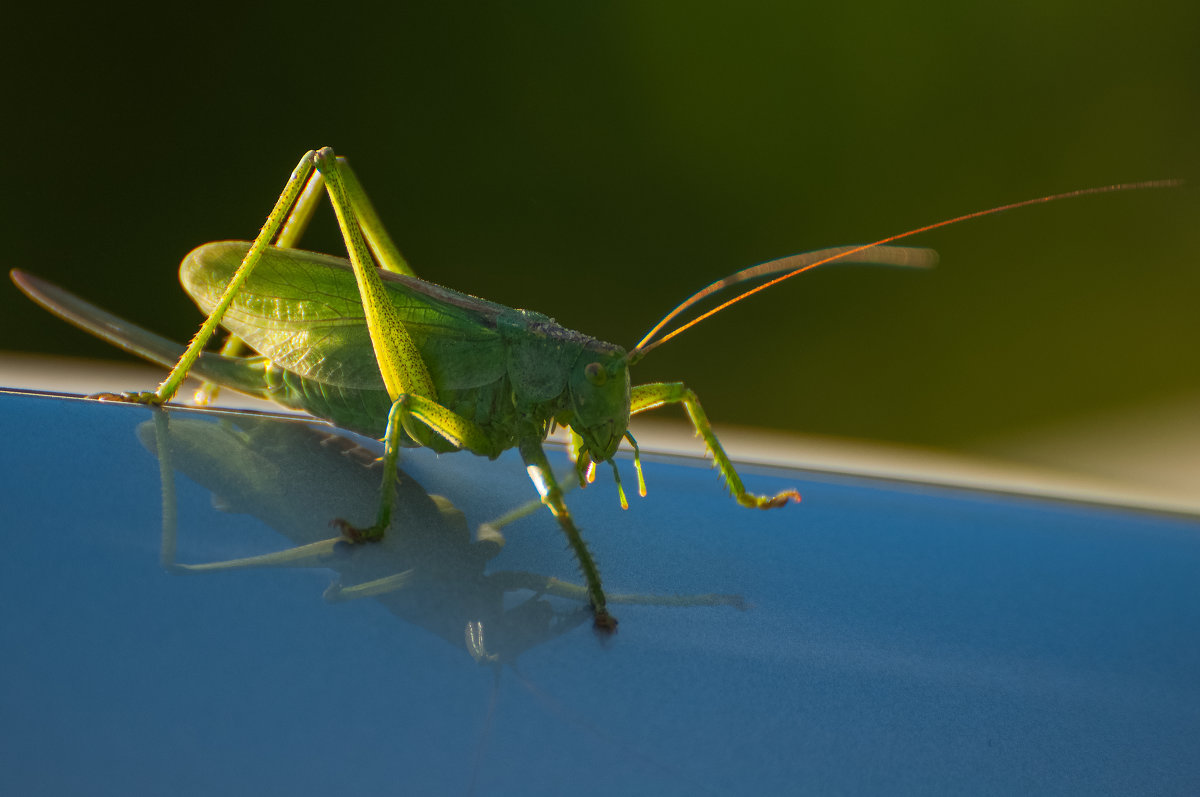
[
  {"x1": 519, "y1": 437, "x2": 617, "y2": 632},
  {"x1": 631, "y1": 382, "x2": 800, "y2": 509}
]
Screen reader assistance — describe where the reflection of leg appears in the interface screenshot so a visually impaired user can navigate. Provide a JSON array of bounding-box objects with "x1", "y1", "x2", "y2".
[
  {"x1": 154, "y1": 410, "x2": 179, "y2": 570},
  {"x1": 169, "y1": 538, "x2": 345, "y2": 574},
  {"x1": 323, "y1": 569, "x2": 416, "y2": 602},
  {"x1": 321, "y1": 566, "x2": 748, "y2": 610},
  {"x1": 153, "y1": 410, "x2": 349, "y2": 574},
  {"x1": 489, "y1": 571, "x2": 748, "y2": 610}
]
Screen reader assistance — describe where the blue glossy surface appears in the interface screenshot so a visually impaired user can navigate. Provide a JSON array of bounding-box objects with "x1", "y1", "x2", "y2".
[{"x1": 2, "y1": 390, "x2": 1199, "y2": 795}]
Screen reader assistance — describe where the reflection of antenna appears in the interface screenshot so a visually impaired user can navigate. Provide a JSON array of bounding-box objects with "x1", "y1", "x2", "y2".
[
  {"x1": 467, "y1": 665, "x2": 502, "y2": 796},
  {"x1": 631, "y1": 180, "x2": 1182, "y2": 360}
]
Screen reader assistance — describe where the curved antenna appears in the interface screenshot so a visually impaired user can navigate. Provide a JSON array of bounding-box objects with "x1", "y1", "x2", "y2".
[
  {"x1": 631, "y1": 179, "x2": 1181, "y2": 360},
  {"x1": 633, "y1": 245, "x2": 938, "y2": 359}
]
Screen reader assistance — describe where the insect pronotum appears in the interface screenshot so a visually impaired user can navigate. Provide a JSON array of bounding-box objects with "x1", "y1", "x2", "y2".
[{"x1": 10, "y1": 147, "x2": 1177, "y2": 631}]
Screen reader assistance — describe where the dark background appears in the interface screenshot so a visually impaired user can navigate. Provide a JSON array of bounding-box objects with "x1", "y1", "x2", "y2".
[{"x1": 4, "y1": 2, "x2": 1197, "y2": 453}]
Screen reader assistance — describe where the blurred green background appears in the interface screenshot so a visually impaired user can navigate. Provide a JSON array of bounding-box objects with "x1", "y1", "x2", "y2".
[{"x1": 3, "y1": 2, "x2": 1197, "y2": 463}]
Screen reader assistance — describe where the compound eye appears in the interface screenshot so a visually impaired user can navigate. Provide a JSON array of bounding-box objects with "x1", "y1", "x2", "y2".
[{"x1": 584, "y1": 362, "x2": 606, "y2": 386}]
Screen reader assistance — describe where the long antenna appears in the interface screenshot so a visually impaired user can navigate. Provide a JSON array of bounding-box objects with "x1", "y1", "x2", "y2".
[{"x1": 631, "y1": 179, "x2": 1181, "y2": 359}]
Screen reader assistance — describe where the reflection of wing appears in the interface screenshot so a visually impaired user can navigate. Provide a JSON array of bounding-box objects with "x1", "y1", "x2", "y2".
[{"x1": 181, "y1": 242, "x2": 509, "y2": 392}]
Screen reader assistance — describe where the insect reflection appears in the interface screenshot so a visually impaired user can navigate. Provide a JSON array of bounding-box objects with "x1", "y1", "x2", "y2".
[{"x1": 141, "y1": 409, "x2": 746, "y2": 665}]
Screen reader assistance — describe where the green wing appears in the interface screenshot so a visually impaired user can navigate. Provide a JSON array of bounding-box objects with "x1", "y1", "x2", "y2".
[{"x1": 181, "y1": 242, "x2": 509, "y2": 392}]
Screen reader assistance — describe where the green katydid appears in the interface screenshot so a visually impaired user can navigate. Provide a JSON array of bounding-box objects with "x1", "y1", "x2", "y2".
[{"x1": 9, "y1": 147, "x2": 1176, "y2": 631}]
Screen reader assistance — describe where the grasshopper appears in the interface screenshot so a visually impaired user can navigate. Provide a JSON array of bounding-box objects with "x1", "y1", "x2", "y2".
[{"x1": 9, "y1": 147, "x2": 1174, "y2": 630}]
